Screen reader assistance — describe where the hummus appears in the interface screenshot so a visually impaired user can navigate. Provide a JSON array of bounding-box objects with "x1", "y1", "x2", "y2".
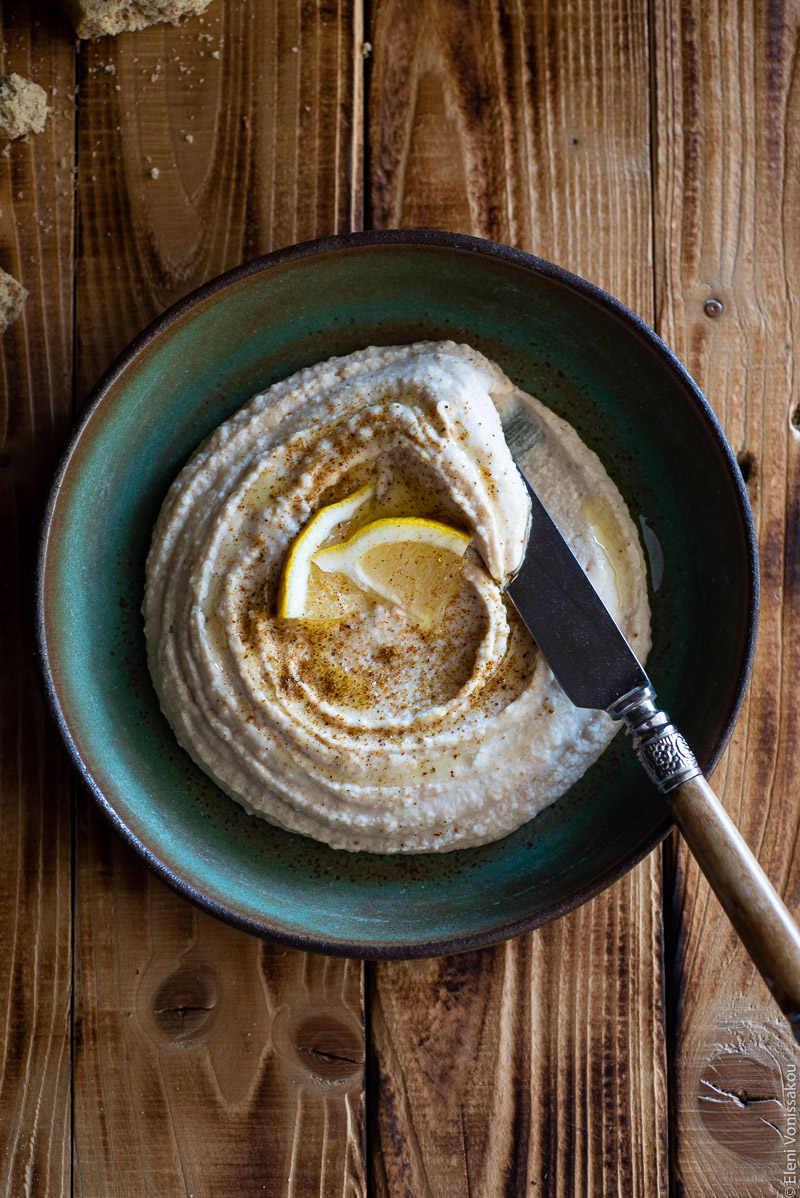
[{"x1": 144, "y1": 342, "x2": 650, "y2": 853}]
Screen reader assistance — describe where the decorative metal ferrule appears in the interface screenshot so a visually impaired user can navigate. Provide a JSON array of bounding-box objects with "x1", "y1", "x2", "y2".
[{"x1": 607, "y1": 685, "x2": 702, "y2": 794}]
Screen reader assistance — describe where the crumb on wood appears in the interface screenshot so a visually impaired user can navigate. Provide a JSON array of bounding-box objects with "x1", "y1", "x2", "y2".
[
  {"x1": 0, "y1": 73, "x2": 50, "y2": 143},
  {"x1": 0, "y1": 266, "x2": 27, "y2": 333},
  {"x1": 59, "y1": 0, "x2": 217, "y2": 40}
]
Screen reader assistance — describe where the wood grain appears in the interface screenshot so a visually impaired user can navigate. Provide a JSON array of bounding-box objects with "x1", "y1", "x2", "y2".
[
  {"x1": 74, "y1": 812, "x2": 365, "y2": 1196},
  {"x1": 74, "y1": 0, "x2": 363, "y2": 398},
  {"x1": 71, "y1": 4, "x2": 366, "y2": 1195},
  {"x1": 653, "y1": 0, "x2": 800, "y2": 1190},
  {"x1": 0, "y1": 4, "x2": 75, "y2": 1196},
  {"x1": 367, "y1": 1, "x2": 668, "y2": 1193}
]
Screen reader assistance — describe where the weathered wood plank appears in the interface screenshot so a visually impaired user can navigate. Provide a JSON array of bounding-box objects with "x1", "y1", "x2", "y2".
[
  {"x1": 72, "y1": 4, "x2": 366, "y2": 1195},
  {"x1": 367, "y1": 1, "x2": 668, "y2": 1194},
  {"x1": 0, "y1": 4, "x2": 75, "y2": 1196},
  {"x1": 654, "y1": 0, "x2": 800, "y2": 1190},
  {"x1": 74, "y1": 822, "x2": 366, "y2": 1196},
  {"x1": 74, "y1": 0, "x2": 363, "y2": 397}
]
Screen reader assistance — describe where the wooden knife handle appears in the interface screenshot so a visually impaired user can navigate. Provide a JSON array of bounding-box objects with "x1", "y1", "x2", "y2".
[
  {"x1": 665, "y1": 773, "x2": 800, "y2": 1042},
  {"x1": 610, "y1": 686, "x2": 800, "y2": 1037}
]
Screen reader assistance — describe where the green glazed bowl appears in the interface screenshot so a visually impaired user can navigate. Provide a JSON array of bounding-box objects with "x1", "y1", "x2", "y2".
[{"x1": 37, "y1": 231, "x2": 758, "y2": 958}]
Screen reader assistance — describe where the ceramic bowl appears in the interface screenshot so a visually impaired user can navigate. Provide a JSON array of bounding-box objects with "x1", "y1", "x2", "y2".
[{"x1": 37, "y1": 230, "x2": 758, "y2": 958}]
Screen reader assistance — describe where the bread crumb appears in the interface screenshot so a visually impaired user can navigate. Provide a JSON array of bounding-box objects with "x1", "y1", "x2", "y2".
[
  {"x1": 0, "y1": 74, "x2": 50, "y2": 143},
  {"x1": 60, "y1": 0, "x2": 217, "y2": 38},
  {"x1": 149, "y1": 165, "x2": 160, "y2": 179},
  {"x1": 0, "y1": 266, "x2": 27, "y2": 332},
  {"x1": 183, "y1": 132, "x2": 193, "y2": 143},
  {"x1": 361, "y1": 42, "x2": 372, "y2": 59}
]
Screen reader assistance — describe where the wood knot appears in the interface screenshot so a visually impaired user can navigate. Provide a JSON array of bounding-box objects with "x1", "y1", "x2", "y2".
[
  {"x1": 271, "y1": 1005, "x2": 364, "y2": 1088},
  {"x1": 151, "y1": 967, "x2": 219, "y2": 1040},
  {"x1": 293, "y1": 1014, "x2": 365, "y2": 1082},
  {"x1": 698, "y1": 1052, "x2": 785, "y2": 1160},
  {"x1": 736, "y1": 450, "x2": 755, "y2": 485}
]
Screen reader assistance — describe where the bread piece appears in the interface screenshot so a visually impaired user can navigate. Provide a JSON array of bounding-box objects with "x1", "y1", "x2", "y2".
[
  {"x1": 61, "y1": 0, "x2": 216, "y2": 38},
  {"x1": 0, "y1": 74, "x2": 49, "y2": 143},
  {"x1": 0, "y1": 267, "x2": 27, "y2": 333}
]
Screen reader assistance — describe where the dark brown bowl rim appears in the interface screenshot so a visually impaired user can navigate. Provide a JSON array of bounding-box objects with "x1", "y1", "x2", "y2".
[{"x1": 36, "y1": 229, "x2": 760, "y2": 959}]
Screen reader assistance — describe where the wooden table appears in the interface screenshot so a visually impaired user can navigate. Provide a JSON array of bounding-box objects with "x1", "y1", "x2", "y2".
[{"x1": 2, "y1": 1, "x2": 798, "y2": 1193}]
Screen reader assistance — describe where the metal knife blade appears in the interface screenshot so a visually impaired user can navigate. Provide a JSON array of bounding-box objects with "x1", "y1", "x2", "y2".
[{"x1": 506, "y1": 473, "x2": 649, "y2": 711}]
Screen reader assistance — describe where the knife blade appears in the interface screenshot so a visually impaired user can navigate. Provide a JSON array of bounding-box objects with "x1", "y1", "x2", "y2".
[
  {"x1": 507, "y1": 474, "x2": 649, "y2": 712},
  {"x1": 502, "y1": 462, "x2": 800, "y2": 1043},
  {"x1": 506, "y1": 469, "x2": 699, "y2": 792}
]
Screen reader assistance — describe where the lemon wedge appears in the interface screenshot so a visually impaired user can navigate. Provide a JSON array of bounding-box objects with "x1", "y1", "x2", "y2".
[
  {"x1": 313, "y1": 517, "x2": 471, "y2": 629},
  {"x1": 277, "y1": 484, "x2": 374, "y2": 619}
]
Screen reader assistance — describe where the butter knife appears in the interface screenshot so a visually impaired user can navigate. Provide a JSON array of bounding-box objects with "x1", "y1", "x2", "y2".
[{"x1": 507, "y1": 472, "x2": 800, "y2": 1043}]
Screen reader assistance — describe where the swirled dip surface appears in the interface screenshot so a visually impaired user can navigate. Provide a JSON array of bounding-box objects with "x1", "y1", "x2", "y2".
[{"x1": 144, "y1": 342, "x2": 650, "y2": 853}]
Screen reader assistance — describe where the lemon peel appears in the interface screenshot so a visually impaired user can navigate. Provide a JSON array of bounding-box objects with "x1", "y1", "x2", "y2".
[{"x1": 276, "y1": 484, "x2": 374, "y2": 619}]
